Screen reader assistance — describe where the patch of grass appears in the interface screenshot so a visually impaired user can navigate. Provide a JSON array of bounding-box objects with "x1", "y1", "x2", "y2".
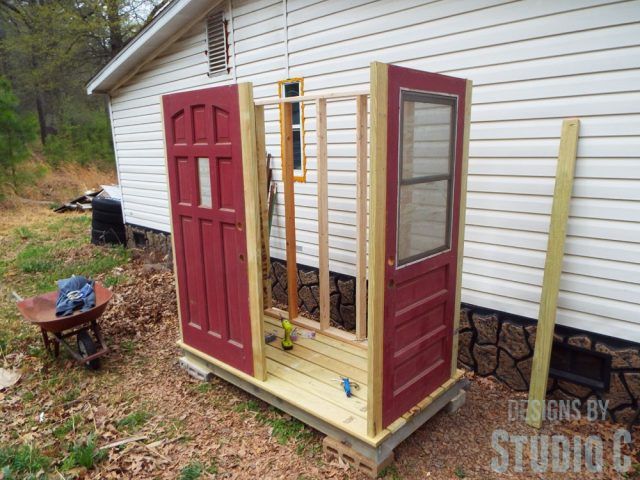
[
  {"x1": 0, "y1": 443, "x2": 51, "y2": 478},
  {"x1": 26, "y1": 344, "x2": 45, "y2": 358},
  {"x1": 454, "y1": 466, "x2": 466, "y2": 478},
  {"x1": 103, "y1": 273, "x2": 130, "y2": 287},
  {"x1": 79, "y1": 247, "x2": 128, "y2": 276},
  {"x1": 117, "y1": 410, "x2": 151, "y2": 431},
  {"x1": 21, "y1": 391, "x2": 35, "y2": 402},
  {"x1": 179, "y1": 461, "x2": 204, "y2": 480},
  {"x1": 205, "y1": 458, "x2": 219, "y2": 474},
  {"x1": 623, "y1": 463, "x2": 640, "y2": 479},
  {"x1": 120, "y1": 339, "x2": 136, "y2": 355},
  {"x1": 270, "y1": 417, "x2": 305, "y2": 445},
  {"x1": 61, "y1": 387, "x2": 80, "y2": 404},
  {"x1": 256, "y1": 411, "x2": 316, "y2": 455},
  {"x1": 379, "y1": 464, "x2": 401, "y2": 479},
  {"x1": 233, "y1": 399, "x2": 260, "y2": 413},
  {"x1": 14, "y1": 226, "x2": 35, "y2": 240},
  {"x1": 60, "y1": 435, "x2": 106, "y2": 471},
  {"x1": 53, "y1": 414, "x2": 82, "y2": 440},
  {"x1": 16, "y1": 245, "x2": 59, "y2": 274}
]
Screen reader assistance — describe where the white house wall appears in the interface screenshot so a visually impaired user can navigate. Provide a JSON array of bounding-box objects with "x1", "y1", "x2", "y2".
[{"x1": 109, "y1": 0, "x2": 640, "y2": 342}]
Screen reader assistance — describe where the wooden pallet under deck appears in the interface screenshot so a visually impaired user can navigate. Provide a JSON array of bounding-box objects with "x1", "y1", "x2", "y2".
[{"x1": 179, "y1": 314, "x2": 466, "y2": 465}]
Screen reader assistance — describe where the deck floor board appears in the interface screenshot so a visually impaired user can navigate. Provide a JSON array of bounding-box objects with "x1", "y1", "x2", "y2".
[{"x1": 264, "y1": 318, "x2": 369, "y2": 438}]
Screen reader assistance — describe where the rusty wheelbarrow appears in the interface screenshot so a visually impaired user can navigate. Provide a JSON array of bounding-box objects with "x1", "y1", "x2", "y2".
[{"x1": 16, "y1": 282, "x2": 112, "y2": 370}]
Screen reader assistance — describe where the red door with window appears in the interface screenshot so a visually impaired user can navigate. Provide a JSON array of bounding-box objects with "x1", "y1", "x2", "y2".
[
  {"x1": 383, "y1": 65, "x2": 467, "y2": 427},
  {"x1": 163, "y1": 85, "x2": 253, "y2": 375}
]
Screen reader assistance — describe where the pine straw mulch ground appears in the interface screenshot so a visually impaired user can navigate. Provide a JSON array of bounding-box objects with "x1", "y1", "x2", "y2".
[{"x1": 1, "y1": 209, "x2": 639, "y2": 479}]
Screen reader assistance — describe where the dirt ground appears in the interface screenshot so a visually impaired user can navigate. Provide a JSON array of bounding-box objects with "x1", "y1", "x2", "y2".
[{"x1": 1, "y1": 204, "x2": 638, "y2": 479}]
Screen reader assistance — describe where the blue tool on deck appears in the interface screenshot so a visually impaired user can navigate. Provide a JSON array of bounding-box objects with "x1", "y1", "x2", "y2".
[{"x1": 339, "y1": 377, "x2": 359, "y2": 398}]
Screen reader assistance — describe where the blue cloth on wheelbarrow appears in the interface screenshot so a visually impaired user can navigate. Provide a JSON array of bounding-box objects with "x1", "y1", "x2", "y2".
[{"x1": 55, "y1": 276, "x2": 96, "y2": 317}]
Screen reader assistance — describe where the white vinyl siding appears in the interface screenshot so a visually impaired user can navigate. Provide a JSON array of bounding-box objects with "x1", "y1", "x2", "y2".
[{"x1": 109, "y1": 0, "x2": 640, "y2": 342}]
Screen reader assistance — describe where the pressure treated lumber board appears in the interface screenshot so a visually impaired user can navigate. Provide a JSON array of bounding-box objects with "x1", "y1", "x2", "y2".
[
  {"x1": 264, "y1": 315, "x2": 366, "y2": 358},
  {"x1": 264, "y1": 321, "x2": 368, "y2": 381},
  {"x1": 238, "y1": 82, "x2": 266, "y2": 381},
  {"x1": 179, "y1": 342, "x2": 370, "y2": 442},
  {"x1": 316, "y1": 97, "x2": 330, "y2": 331},
  {"x1": 266, "y1": 345, "x2": 367, "y2": 401},
  {"x1": 180, "y1": 341, "x2": 466, "y2": 450},
  {"x1": 367, "y1": 61, "x2": 388, "y2": 437},
  {"x1": 281, "y1": 102, "x2": 299, "y2": 319},
  {"x1": 355, "y1": 94, "x2": 368, "y2": 341},
  {"x1": 254, "y1": 104, "x2": 272, "y2": 310},
  {"x1": 526, "y1": 118, "x2": 580, "y2": 429},
  {"x1": 265, "y1": 355, "x2": 368, "y2": 418}
]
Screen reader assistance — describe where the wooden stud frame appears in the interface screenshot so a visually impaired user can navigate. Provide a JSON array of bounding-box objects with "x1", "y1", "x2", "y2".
[
  {"x1": 367, "y1": 61, "x2": 389, "y2": 437},
  {"x1": 526, "y1": 118, "x2": 580, "y2": 429},
  {"x1": 281, "y1": 102, "x2": 300, "y2": 319},
  {"x1": 238, "y1": 82, "x2": 267, "y2": 381},
  {"x1": 254, "y1": 105, "x2": 272, "y2": 310},
  {"x1": 450, "y1": 80, "x2": 473, "y2": 377},
  {"x1": 355, "y1": 95, "x2": 368, "y2": 341},
  {"x1": 316, "y1": 98, "x2": 330, "y2": 331}
]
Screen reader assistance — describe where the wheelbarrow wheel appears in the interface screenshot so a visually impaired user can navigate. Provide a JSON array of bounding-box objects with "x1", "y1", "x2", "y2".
[{"x1": 77, "y1": 331, "x2": 101, "y2": 370}]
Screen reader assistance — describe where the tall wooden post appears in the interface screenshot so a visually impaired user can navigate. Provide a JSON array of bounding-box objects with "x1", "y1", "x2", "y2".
[
  {"x1": 316, "y1": 98, "x2": 330, "y2": 330},
  {"x1": 282, "y1": 102, "x2": 299, "y2": 319},
  {"x1": 526, "y1": 118, "x2": 580, "y2": 428},
  {"x1": 238, "y1": 83, "x2": 266, "y2": 381},
  {"x1": 367, "y1": 62, "x2": 389, "y2": 437},
  {"x1": 355, "y1": 94, "x2": 368, "y2": 340}
]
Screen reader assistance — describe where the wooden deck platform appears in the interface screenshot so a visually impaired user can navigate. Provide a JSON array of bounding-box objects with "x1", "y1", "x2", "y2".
[
  {"x1": 263, "y1": 316, "x2": 369, "y2": 439},
  {"x1": 178, "y1": 314, "x2": 466, "y2": 462}
]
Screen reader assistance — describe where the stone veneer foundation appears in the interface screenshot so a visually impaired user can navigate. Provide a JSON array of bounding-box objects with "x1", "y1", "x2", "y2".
[
  {"x1": 459, "y1": 303, "x2": 640, "y2": 424},
  {"x1": 124, "y1": 224, "x2": 172, "y2": 264},
  {"x1": 269, "y1": 260, "x2": 360, "y2": 332}
]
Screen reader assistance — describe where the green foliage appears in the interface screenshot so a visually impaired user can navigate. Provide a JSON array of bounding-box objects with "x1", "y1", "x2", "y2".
[
  {"x1": 454, "y1": 466, "x2": 466, "y2": 478},
  {"x1": 206, "y1": 459, "x2": 219, "y2": 475},
  {"x1": 379, "y1": 464, "x2": 401, "y2": 479},
  {"x1": 179, "y1": 461, "x2": 204, "y2": 480},
  {"x1": 258, "y1": 411, "x2": 316, "y2": 455},
  {"x1": 44, "y1": 109, "x2": 114, "y2": 168},
  {"x1": 53, "y1": 415, "x2": 83, "y2": 440},
  {"x1": 0, "y1": 1, "x2": 168, "y2": 172},
  {"x1": 178, "y1": 459, "x2": 219, "y2": 479},
  {"x1": 233, "y1": 399, "x2": 261, "y2": 412},
  {"x1": 0, "y1": 443, "x2": 51, "y2": 479},
  {"x1": 14, "y1": 240, "x2": 128, "y2": 294},
  {"x1": 16, "y1": 244, "x2": 59, "y2": 273},
  {"x1": 61, "y1": 435, "x2": 106, "y2": 471},
  {"x1": 117, "y1": 410, "x2": 151, "y2": 431},
  {"x1": 0, "y1": 77, "x2": 38, "y2": 192}
]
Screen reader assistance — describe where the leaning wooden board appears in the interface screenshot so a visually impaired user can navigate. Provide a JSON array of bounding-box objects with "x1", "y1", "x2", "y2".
[{"x1": 526, "y1": 118, "x2": 580, "y2": 429}]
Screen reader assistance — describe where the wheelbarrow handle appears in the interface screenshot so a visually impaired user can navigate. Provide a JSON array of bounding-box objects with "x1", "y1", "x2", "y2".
[{"x1": 11, "y1": 291, "x2": 24, "y2": 302}]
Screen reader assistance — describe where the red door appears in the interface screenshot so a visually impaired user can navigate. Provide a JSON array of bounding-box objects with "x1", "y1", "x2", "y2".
[
  {"x1": 382, "y1": 65, "x2": 467, "y2": 427},
  {"x1": 163, "y1": 85, "x2": 253, "y2": 375}
]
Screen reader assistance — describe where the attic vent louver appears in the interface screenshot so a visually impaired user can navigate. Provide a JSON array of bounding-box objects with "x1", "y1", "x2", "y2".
[{"x1": 206, "y1": 10, "x2": 228, "y2": 76}]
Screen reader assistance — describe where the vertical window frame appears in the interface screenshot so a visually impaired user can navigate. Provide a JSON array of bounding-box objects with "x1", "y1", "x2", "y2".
[{"x1": 278, "y1": 78, "x2": 306, "y2": 182}]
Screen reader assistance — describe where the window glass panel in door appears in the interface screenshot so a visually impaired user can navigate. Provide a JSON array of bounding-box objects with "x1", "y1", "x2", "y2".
[
  {"x1": 400, "y1": 92, "x2": 455, "y2": 181},
  {"x1": 397, "y1": 90, "x2": 456, "y2": 266},
  {"x1": 197, "y1": 157, "x2": 212, "y2": 207},
  {"x1": 398, "y1": 180, "x2": 449, "y2": 263}
]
